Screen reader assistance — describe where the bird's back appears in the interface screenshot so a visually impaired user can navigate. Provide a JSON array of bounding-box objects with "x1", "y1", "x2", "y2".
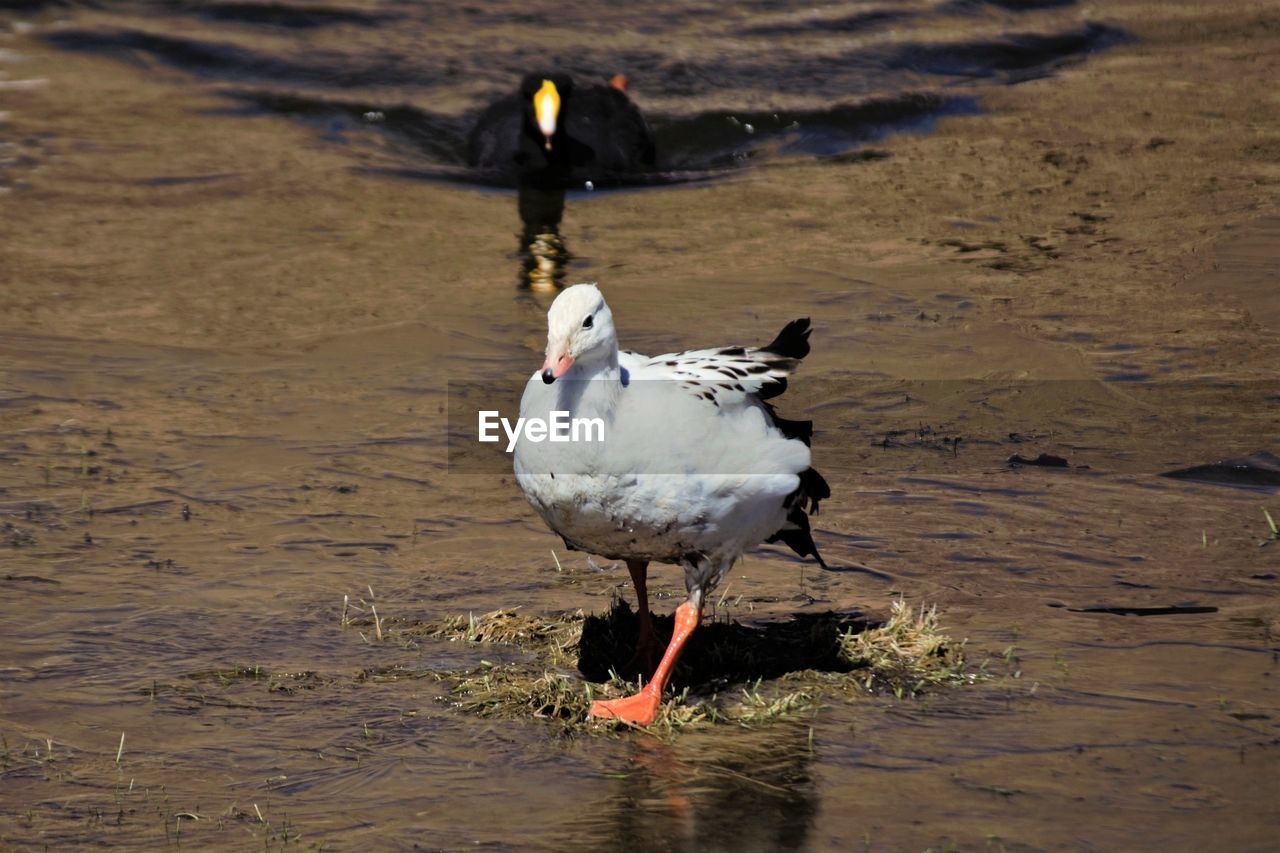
[
  {"x1": 562, "y1": 86, "x2": 656, "y2": 174},
  {"x1": 466, "y1": 93, "x2": 528, "y2": 171}
]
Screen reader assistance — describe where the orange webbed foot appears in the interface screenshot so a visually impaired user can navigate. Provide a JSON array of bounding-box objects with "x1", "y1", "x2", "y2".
[
  {"x1": 592, "y1": 602, "x2": 701, "y2": 728},
  {"x1": 589, "y1": 686, "x2": 662, "y2": 727}
]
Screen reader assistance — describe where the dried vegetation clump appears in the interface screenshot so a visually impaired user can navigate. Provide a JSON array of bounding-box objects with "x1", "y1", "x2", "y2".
[{"x1": 416, "y1": 597, "x2": 975, "y2": 734}]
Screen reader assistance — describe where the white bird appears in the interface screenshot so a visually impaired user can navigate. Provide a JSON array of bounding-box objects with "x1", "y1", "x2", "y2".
[{"x1": 514, "y1": 283, "x2": 829, "y2": 726}]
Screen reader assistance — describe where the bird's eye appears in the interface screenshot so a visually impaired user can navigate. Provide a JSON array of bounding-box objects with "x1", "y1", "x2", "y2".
[{"x1": 582, "y1": 315, "x2": 594, "y2": 329}]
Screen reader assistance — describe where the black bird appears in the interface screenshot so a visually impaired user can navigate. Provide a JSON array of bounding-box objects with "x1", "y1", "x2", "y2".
[{"x1": 468, "y1": 72, "x2": 656, "y2": 188}]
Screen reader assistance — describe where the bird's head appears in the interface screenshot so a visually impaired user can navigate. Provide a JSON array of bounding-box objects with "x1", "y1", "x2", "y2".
[
  {"x1": 541, "y1": 282, "x2": 616, "y2": 383},
  {"x1": 522, "y1": 73, "x2": 572, "y2": 152}
]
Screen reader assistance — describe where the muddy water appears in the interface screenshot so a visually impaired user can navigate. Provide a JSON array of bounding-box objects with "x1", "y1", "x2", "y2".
[{"x1": 2, "y1": 0, "x2": 1279, "y2": 849}]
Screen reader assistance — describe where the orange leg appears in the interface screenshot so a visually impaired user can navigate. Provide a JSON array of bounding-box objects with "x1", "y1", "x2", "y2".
[{"x1": 590, "y1": 601, "x2": 700, "y2": 726}]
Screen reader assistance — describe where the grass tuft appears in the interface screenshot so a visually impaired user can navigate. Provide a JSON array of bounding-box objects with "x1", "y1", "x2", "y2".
[
  {"x1": 416, "y1": 607, "x2": 583, "y2": 648},
  {"x1": 451, "y1": 666, "x2": 596, "y2": 726},
  {"x1": 418, "y1": 596, "x2": 974, "y2": 734},
  {"x1": 838, "y1": 598, "x2": 971, "y2": 697}
]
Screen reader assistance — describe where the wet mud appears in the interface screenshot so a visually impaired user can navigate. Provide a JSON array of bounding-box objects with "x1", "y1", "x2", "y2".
[{"x1": 2, "y1": 0, "x2": 1279, "y2": 849}]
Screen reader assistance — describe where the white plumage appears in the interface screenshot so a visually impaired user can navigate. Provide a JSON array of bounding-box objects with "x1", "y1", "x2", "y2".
[{"x1": 512, "y1": 283, "x2": 829, "y2": 725}]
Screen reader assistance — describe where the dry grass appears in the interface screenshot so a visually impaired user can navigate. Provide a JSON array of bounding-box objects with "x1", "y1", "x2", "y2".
[
  {"x1": 415, "y1": 608, "x2": 582, "y2": 659},
  {"x1": 419, "y1": 597, "x2": 974, "y2": 734},
  {"x1": 839, "y1": 599, "x2": 972, "y2": 698}
]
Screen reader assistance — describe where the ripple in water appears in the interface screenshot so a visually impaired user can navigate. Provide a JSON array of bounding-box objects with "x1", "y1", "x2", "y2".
[{"x1": 36, "y1": 1, "x2": 1129, "y2": 188}]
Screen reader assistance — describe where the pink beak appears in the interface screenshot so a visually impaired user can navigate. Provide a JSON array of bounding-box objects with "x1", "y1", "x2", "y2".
[{"x1": 540, "y1": 347, "x2": 574, "y2": 383}]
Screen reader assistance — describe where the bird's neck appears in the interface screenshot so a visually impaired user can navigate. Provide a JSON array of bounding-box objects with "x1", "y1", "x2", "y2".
[{"x1": 555, "y1": 356, "x2": 622, "y2": 417}]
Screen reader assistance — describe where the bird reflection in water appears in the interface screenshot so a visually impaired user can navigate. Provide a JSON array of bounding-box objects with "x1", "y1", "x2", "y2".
[
  {"x1": 517, "y1": 184, "x2": 571, "y2": 294},
  {"x1": 579, "y1": 728, "x2": 818, "y2": 850}
]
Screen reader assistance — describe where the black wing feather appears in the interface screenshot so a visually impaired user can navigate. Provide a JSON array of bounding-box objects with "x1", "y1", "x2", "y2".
[
  {"x1": 763, "y1": 318, "x2": 812, "y2": 360},
  {"x1": 758, "y1": 318, "x2": 829, "y2": 566}
]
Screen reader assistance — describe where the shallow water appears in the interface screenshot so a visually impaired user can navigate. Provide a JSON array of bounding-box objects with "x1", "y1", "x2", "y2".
[
  {"x1": 2, "y1": 1, "x2": 1279, "y2": 849},
  {"x1": 34, "y1": 0, "x2": 1124, "y2": 179}
]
